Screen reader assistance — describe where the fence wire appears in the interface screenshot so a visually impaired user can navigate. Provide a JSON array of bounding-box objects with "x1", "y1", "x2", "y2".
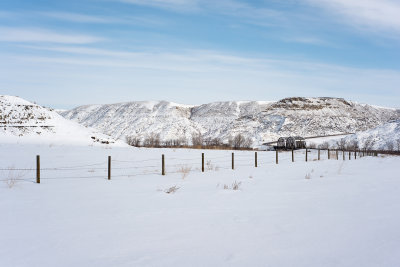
[{"x1": 0, "y1": 149, "x2": 382, "y2": 183}]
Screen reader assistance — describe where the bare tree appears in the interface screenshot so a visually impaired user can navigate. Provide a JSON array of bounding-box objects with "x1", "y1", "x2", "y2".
[
  {"x1": 347, "y1": 139, "x2": 359, "y2": 150},
  {"x1": 192, "y1": 131, "x2": 203, "y2": 147},
  {"x1": 243, "y1": 136, "x2": 253, "y2": 149},
  {"x1": 143, "y1": 133, "x2": 161, "y2": 147},
  {"x1": 126, "y1": 136, "x2": 141, "y2": 147},
  {"x1": 204, "y1": 137, "x2": 213, "y2": 147},
  {"x1": 308, "y1": 142, "x2": 317, "y2": 149},
  {"x1": 396, "y1": 139, "x2": 400, "y2": 152},
  {"x1": 172, "y1": 138, "x2": 185, "y2": 147},
  {"x1": 211, "y1": 137, "x2": 222, "y2": 146},
  {"x1": 231, "y1": 134, "x2": 252, "y2": 149},
  {"x1": 318, "y1": 141, "x2": 330, "y2": 149},
  {"x1": 164, "y1": 140, "x2": 173, "y2": 147},
  {"x1": 232, "y1": 134, "x2": 245, "y2": 149},
  {"x1": 154, "y1": 133, "x2": 161, "y2": 147},
  {"x1": 363, "y1": 136, "x2": 375, "y2": 150},
  {"x1": 386, "y1": 141, "x2": 394, "y2": 151},
  {"x1": 336, "y1": 138, "x2": 346, "y2": 150}
]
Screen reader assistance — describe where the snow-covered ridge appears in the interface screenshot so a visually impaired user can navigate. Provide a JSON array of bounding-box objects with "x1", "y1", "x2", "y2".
[
  {"x1": 337, "y1": 119, "x2": 400, "y2": 150},
  {"x1": 61, "y1": 97, "x2": 400, "y2": 146},
  {"x1": 0, "y1": 95, "x2": 122, "y2": 146}
]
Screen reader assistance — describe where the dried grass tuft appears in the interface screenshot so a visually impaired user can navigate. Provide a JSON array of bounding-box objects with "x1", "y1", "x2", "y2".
[
  {"x1": 177, "y1": 165, "x2": 192, "y2": 179},
  {"x1": 165, "y1": 185, "x2": 180, "y2": 194}
]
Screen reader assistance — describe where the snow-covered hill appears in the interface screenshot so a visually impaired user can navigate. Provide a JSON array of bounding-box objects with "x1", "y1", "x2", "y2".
[
  {"x1": 0, "y1": 95, "x2": 122, "y2": 146},
  {"x1": 61, "y1": 97, "x2": 399, "y2": 146},
  {"x1": 337, "y1": 119, "x2": 400, "y2": 150}
]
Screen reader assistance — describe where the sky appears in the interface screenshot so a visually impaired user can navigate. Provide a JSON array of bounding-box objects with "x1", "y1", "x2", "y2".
[{"x1": 0, "y1": 0, "x2": 399, "y2": 109}]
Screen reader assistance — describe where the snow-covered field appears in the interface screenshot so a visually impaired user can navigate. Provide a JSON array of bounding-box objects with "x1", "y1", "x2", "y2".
[{"x1": 1, "y1": 144, "x2": 400, "y2": 266}]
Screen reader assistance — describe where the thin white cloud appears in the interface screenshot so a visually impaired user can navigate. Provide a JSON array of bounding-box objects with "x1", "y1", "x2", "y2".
[
  {"x1": 0, "y1": 27, "x2": 103, "y2": 44},
  {"x1": 282, "y1": 36, "x2": 331, "y2": 46},
  {"x1": 1, "y1": 46, "x2": 399, "y2": 107},
  {"x1": 9, "y1": 44, "x2": 400, "y2": 82},
  {"x1": 120, "y1": 0, "x2": 200, "y2": 12},
  {"x1": 37, "y1": 11, "x2": 166, "y2": 26},
  {"x1": 39, "y1": 12, "x2": 112, "y2": 23},
  {"x1": 119, "y1": 0, "x2": 285, "y2": 24},
  {"x1": 306, "y1": 0, "x2": 400, "y2": 34}
]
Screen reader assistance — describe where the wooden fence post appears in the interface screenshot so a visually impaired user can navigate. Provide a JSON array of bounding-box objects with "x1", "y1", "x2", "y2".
[
  {"x1": 349, "y1": 151, "x2": 351, "y2": 160},
  {"x1": 276, "y1": 150, "x2": 279, "y2": 164},
  {"x1": 36, "y1": 155, "x2": 40, "y2": 184},
  {"x1": 292, "y1": 149, "x2": 294, "y2": 162},
  {"x1": 108, "y1": 156, "x2": 111, "y2": 180},
  {"x1": 328, "y1": 149, "x2": 330, "y2": 160},
  {"x1": 343, "y1": 150, "x2": 345, "y2": 160},
  {"x1": 202, "y1": 153, "x2": 204, "y2": 172},
  {"x1": 162, "y1": 154, "x2": 165, "y2": 175},
  {"x1": 318, "y1": 149, "x2": 320, "y2": 160},
  {"x1": 355, "y1": 150, "x2": 357, "y2": 160},
  {"x1": 255, "y1": 152, "x2": 258, "y2": 167},
  {"x1": 305, "y1": 148, "x2": 308, "y2": 162},
  {"x1": 336, "y1": 149, "x2": 338, "y2": 160},
  {"x1": 232, "y1": 152, "x2": 234, "y2": 170}
]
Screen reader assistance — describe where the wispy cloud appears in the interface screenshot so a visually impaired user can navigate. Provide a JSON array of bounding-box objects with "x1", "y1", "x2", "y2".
[
  {"x1": 10, "y1": 45, "x2": 400, "y2": 87},
  {"x1": 37, "y1": 11, "x2": 166, "y2": 26},
  {"x1": 39, "y1": 12, "x2": 112, "y2": 23},
  {"x1": 119, "y1": 0, "x2": 200, "y2": 12},
  {"x1": 0, "y1": 27, "x2": 103, "y2": 44},
  {"x1": 2, "y1": 45, "x2": 399, "y2": 107},
  {"x1": 118, "y1": 0, "x2": 285, "y2": 24},
  {"x1": 306, "y1": 0, "x2": 400, "y2": 34},
  {"x1": 282, "y1": 36, "x2": 330, "y2": 46}
]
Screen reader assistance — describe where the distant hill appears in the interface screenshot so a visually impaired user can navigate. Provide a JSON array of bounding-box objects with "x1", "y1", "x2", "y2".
[{"x1": 60, "y1": 97, "x2": 400, "y2": 147}]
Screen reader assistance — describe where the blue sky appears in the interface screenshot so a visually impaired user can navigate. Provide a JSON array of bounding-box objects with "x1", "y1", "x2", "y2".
[{"x1": 0, "y1": 0, "x2": 399, "y2": 108}]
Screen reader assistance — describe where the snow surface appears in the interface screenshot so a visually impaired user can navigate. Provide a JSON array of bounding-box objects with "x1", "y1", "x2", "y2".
[
  {"x1": 0, "y1": 95, "x2": 124, "y2": 146},
  {"x1": 1, "y1": 144, "x2": 400, "y2": 266},
  {"x1": 61, "y1": 97, "x2": 400, "y2": 146}
]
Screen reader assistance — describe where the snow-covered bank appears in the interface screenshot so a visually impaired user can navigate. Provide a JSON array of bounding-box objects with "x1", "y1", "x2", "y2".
[
  {"x1": 1, "y1": 144, "x2": 399, "y2": 266},
  {"x1": 0, "y1": 95, "x2": 124, "y2": 146}
]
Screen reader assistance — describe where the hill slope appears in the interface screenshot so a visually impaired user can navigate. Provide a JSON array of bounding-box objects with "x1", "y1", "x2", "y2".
[
  {"x1": 61, "y1": 97, "x2": 399, "y2": 146},
  {"x1": 0, "y1": 95, "x2": 121, "y2": 146},
  {"x1": 339, "y1": 119, "x2": 400, "y2": 150}
]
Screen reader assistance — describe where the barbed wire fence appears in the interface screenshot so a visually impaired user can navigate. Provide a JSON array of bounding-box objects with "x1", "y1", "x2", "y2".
[{"x1": 0, "y1": 148, "x2": 383, "y2": 184}]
